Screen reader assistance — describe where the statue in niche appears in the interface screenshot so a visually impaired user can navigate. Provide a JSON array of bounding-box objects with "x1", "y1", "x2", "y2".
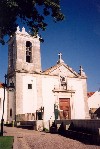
[{"x1": 60, "y1": 76, "x2": 67, "y2": 90}]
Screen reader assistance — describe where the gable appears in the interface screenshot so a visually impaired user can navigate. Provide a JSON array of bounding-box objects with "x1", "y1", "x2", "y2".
[{"x1": 42, "y1": 63, "x2": 79, "y2": 78}]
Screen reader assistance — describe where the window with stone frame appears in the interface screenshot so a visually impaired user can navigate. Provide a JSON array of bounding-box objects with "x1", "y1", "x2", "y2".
[
  {"x1": 28, "y1": 84, "x2": 32, "y2": 89},
  {"x1": 26, "y1": 41, "x2": 32, "y2": 63}
]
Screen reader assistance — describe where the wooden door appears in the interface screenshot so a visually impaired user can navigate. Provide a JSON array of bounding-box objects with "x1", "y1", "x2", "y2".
[{"x1": 59, "y1": 98, "x2": 70, "y2": 119}]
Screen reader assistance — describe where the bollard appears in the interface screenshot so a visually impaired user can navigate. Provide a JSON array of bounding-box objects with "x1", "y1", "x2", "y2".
[
  {"x1": 12, "y1": 120, "x2": 15, "y2": 127},
  {"x1": 6, "y1": 121, "x2": 9, "y2": 124},
  {"x1": 1, "y1": 118, "x2": 4, "y2": 136}
]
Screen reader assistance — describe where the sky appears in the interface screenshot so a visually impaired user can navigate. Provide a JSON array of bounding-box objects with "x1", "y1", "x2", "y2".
[{"x1": 0, "y1": 0, "x2": 100, "y2": 92}]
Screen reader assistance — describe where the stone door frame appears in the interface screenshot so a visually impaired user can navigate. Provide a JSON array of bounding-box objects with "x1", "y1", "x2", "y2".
[{"x1": 59, "y1": 98, "x2": 71, "y2": 119}]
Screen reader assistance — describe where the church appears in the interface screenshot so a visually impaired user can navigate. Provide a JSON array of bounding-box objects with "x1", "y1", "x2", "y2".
[{"x1": 7, "y1": 27, "x2": 89, "y2": 124}]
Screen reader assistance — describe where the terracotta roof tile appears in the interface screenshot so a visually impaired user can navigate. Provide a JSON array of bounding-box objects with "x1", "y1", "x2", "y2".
[
  {"x1": 0, "y1": 82, "x2": 4, "y2": 88},
  {"x1": 87, "y1": 92, "x2": 95, "y2": 98}
]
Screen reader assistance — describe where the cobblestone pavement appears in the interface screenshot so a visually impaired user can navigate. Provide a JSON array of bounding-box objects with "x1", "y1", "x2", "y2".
[{"x1": 4, "y1": 126, "x2": 100, "y2": 149}]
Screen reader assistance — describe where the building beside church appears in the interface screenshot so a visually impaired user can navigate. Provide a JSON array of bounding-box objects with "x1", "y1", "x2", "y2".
[
  {"x1": 7, "y1": 27, "x2": 89, "y2": 123},
  {"x1": 0, "y1": 83, "x2": 7, "y2": 122},
  {"x1": 88, "y1": 91, "x2": 100, "y2": 119}
]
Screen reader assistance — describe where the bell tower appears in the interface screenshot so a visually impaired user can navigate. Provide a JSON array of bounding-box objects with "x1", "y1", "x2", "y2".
[
  {"x1": 8, "y1": 26, "x2": 42, "y2": 74},
  {"x1": 7, "y1": 27, "x2": 42, "y2": 122}
]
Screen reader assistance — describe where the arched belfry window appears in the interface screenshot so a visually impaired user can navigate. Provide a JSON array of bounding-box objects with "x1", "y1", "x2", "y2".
[
  {"x1": 26, "y1": 41, "x2": 32, "y2": 63},
  {"x1": 10, "y1": 108, "x2": 12, "y2": 117},
  {"x1": 9, "y1": 42, "x2": 14, "y2": 68}
]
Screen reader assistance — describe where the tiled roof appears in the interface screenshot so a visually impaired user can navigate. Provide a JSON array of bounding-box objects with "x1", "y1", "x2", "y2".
[
  {"x1": 87, "y1": 92, "x2": 95, "y2": 98},
  {"x1": 0, "y1": 82, "x2": 4, "y2": 88}
]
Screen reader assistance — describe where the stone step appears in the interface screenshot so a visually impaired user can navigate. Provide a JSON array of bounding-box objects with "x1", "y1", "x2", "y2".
[{"x1": 17, "y1": 125, "x2": 34, "y2": 130}]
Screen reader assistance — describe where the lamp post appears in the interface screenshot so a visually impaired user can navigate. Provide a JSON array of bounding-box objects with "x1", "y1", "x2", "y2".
[{"x1": 1, "y1": 74, "x2": 7, "y2": 136}]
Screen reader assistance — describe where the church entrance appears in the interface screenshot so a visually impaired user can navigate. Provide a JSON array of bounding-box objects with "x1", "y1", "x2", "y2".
[{"x1": 59, "y1": 98, "x2": 71, "y2": 119}]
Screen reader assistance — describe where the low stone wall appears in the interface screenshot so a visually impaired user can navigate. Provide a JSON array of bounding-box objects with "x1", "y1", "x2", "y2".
[
  {"x1": 35, "y1": 120, "x2": 54, "y2": 131},
  {"x1": 55, "y1": 119, "x2": 100, "y2": 136},
  {"x1": 16, "y1": 113, "x2": 35, "y2": 121}
]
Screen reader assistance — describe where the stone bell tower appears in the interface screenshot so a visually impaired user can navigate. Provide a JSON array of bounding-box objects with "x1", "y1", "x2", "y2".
[
  {"x1": 8, "y1": 26, "x2": 42, "y2": 74},
  {"x1": 7, "y1": 26, "x2": 42, "y2": 122}
]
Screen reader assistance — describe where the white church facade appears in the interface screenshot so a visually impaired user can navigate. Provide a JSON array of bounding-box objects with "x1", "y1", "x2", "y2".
[{"x1": 7, "y1": 27, "x2": 89, "y2": 123}]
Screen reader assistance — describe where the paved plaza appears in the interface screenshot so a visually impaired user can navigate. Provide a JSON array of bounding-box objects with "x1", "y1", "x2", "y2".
[{"x1": 4, "y1": 126, "x2": 100, "y2": 149}]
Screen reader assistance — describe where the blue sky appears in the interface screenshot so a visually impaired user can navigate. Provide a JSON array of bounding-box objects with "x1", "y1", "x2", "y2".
[{"x1": 0, "y1": 0, "x2": 100, "y2": 91}]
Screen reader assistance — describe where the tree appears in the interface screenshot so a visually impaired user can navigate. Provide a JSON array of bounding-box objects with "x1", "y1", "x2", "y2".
[{"x1": 0, "y1": 0, "x2": 64, "y2": 44}]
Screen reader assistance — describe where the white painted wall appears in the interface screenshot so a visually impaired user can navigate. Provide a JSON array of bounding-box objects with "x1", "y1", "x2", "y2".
[
  {"x1": 16, "y1": 73, "x2": 23, "y2": 115},
  {"x1": 68, "y1": 78, "x2": 86, "y2": 119},
  {"x1": 88, "y1": 91, "x2": 100, "y2": 109},
  {"x1": 42, "y1": 76, "x2": 58, "y2": 121},
  {"x1": 0, "y1": 88, "x2": 7, "y2": 123},
  {"x1": 22, "y1": 75, "x2": 37, "y2": 113},
  {"x1": 16, "y1": 73, "x2": 38, "y2": 114}
]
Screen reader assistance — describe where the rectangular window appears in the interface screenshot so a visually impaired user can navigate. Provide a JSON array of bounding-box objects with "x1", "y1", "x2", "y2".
[
  {"x1": 28, "y1": 84, "x2": 32, "y2": 89},
  {"x1": 10, "y1": 108, "x2": 12, "y2": 117}
]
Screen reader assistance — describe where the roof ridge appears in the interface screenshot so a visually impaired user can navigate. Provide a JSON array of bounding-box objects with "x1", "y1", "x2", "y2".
[{"x1": 42, "y1": 62, "x2": 80, "y2": 77}]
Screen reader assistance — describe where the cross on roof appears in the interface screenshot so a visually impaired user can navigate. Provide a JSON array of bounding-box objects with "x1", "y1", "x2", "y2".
[
  {"x1": 57, "y1": 52, "x2": 64, "y2": 64},
  {"x1": 58, "y1": 53, "x2": 62, "y2": 61},
  {"x1": 80, "y1": 66, "x2": 83, "y2": 72}
]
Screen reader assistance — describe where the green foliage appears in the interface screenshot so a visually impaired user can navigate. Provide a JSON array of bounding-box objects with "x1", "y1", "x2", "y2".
[
  {"x1": 0, "y1": 0, "x2": 64, "y2": 44},
  {"x1": 0, "y1": 136, "x2": 14, "y2": 149},
  {"x1": 43, "y1": 127, "x2": 49, "y2": 132}
]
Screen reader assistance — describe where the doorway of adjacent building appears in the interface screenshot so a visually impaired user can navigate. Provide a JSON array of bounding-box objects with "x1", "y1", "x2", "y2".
[{"x1": 59, "y1": 98, "x2": 71, "y2": 119}]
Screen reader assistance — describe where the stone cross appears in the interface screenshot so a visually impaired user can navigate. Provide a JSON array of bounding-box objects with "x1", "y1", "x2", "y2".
[
  {"x1": 79, "y1": 65, "x2": 86, "y2": 77},
  {"x1": 58, "y1": 53, "x2": 62, "y2": 61},
  {"x1": 80, "y1": 66, "x2": 83, "y2": 73},
  {"x1": 57, "y1": 52, "x2": 64, "y2": 64}
]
